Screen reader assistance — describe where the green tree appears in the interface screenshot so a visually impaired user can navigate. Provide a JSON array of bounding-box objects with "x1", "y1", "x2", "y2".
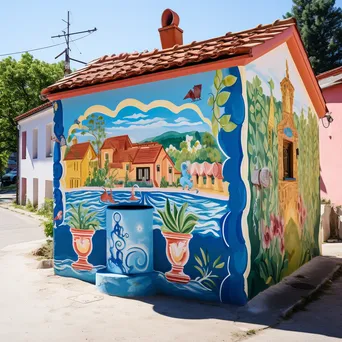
[
  {"x1": 285, "y1": 0, "x2": 342, "y2": 73},
  {"x1": 0, "y1": 53, "x2": 64, "y2": 174},
  {"x1": 69, "y1": 113, "x2": 106, "y2": 166},
  {"x1": 202, "y1": 132, "x2": 215, "y2": 147}
]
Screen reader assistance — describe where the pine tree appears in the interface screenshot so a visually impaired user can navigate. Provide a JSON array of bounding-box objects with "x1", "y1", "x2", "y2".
[{"x1": 285, "y1": 0, "x2": 342, "y2": 74}]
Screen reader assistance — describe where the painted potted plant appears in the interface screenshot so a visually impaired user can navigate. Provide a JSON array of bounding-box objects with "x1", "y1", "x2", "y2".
[
  {"x1": 67, "y1": 203, "x2": 100, "y2": 271},
  {"x1": 158, "y1": 199, "x2": 198, "y2": 283}
]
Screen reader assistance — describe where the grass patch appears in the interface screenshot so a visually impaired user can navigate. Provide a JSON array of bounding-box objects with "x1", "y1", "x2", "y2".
[{"x1": 32, "y1": 240, "x2": 53, "y2": 260}]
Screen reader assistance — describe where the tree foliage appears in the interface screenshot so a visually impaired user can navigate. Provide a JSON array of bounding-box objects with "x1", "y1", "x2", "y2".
[
  {"x1": 0, "y1": 53, "x2": 64, "y2": 173},
  {"x1": 285, "y1": 0, "x2": 342, "y2": 73}
]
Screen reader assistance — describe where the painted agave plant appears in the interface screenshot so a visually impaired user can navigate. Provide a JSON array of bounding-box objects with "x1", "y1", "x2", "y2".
[
  {"x1": 157, "y1": 199, "x2": 198, "y2": 234},
  {"x1": 67, "y1": 203, "x2": 99, "y2": 230}
]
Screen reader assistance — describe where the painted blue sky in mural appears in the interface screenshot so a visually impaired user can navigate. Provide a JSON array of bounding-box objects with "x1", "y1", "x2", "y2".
[{"x1": 63, "y1": 70, "x2": 218, "y2": 142}]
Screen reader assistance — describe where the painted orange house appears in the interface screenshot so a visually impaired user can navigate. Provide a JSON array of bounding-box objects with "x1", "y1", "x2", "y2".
[
  {"x1": 100, "y1": 135, "x2": 176, "y2": 186},
  {"x1": 64, "y1": 138, "x2": 97, "y2": 188}
]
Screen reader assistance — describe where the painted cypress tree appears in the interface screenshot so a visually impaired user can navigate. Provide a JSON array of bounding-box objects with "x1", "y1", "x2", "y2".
[{"x1": 285, "y1": 0, "x2": 342, "y2": 74}]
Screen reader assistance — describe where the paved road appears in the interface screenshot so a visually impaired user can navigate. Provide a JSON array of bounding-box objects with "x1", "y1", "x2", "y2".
[
  {"x1": 0, "y1": 207, "x2": 45, "y2": 249},
  {"x1": 247, "y1": 273, "x2": 342, "y2": 342}
]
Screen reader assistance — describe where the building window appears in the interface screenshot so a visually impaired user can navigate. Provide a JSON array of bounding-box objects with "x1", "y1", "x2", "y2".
[
  {"x1": 283, "y1": 140, "x2": 294, "y2": 179},
  {"x1": 22, "y1": 131, "x2": 27, "y2": 160},
  {"x1": 126, "y1": 164, "x2": 130, "y2": 171},
  {"x1": 33, "y1": 129, "x2": 38, "y2": 159},
  {"x1": 104, "y1": 152, "x2": 109, "y2": 160},
  {"x1": 74, "y1": 162, "x2": 79, "y2": 171},
  {"x1": 168, "y1": 167, "x2": 172, "y2": 174},
  {"x1": 46, "y1": 124, "x2": 53, "y2": 157},
  {"x1": 136, "y1": 167, "x2": 150, "y2": 181},
  {"x1": 156, "y1": 165, "x2": 160, "y2": 172},
  {"x1": 45, "y1": 180, "x2": 53, "y2": 199}
]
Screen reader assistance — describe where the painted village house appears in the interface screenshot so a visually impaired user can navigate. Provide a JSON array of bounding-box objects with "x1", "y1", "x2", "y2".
[{"x1": 42, "y1": 9, "x2": 327, "y2": 305}]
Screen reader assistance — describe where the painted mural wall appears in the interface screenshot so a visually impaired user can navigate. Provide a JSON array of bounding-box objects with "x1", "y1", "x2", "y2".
[
  {"x1": 53, "y1": 66, "x2": 249, "y2": 305},
  {"x1": 245, "y1": 43, "x2": 320, "y2": 298}
]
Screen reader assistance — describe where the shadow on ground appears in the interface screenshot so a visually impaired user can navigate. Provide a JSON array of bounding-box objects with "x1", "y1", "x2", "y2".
[{"x1": 125, "y1": 256, "x2": 342, "y2": 340}]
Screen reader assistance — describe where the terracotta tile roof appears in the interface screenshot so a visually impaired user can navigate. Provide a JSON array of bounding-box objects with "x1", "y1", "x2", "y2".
[
  {"x1": 64, "y1": 142, "x2": 93, "y2": 161},
  {"x1": 101, "y1": 135, "x2": 133, "y2": 150},
  {"x1": 42, "y1": 18, "x2": 296, "y2": 95},
  {"x1": 15, "y1": 102, "x2": 52, "y2": 122},
  {"x1": 317, "y1": 66, "x2": 342, "y2": 89},
  {"x1": 133, "y1": 145, "x2": 163, "y2": 164}
]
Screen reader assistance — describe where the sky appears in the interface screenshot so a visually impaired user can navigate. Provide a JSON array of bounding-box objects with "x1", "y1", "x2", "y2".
[{"x1": 1, "y1": 0, "x2": 341, "y2": 68}]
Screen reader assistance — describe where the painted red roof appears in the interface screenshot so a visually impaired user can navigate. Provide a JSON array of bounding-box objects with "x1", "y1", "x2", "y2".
[
  {"x1": 64, "y1": 142, "x2": 93, "y2": 161},
  {"x1": 101, "y1": 135, "x2": 133, "y2": 150},
  {"x1": 15, "y1": 102, "x2": 52, "y2": 122},
  {"x1": 133, "y1": 145, "x2": 163, "y2": 164},
  {"x1": 42, "y1": 18, "x2": 296, "y2": 95}
]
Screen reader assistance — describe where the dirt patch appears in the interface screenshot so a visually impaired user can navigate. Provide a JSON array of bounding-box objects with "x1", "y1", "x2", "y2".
[{"x1": 33, "y1": 240, "x2": 53, "y2": 260}]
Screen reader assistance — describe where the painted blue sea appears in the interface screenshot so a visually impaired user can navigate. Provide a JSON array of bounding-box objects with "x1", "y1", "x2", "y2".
[{"x1": 64, "y1": 189, "x2": 228, "y2": 238}]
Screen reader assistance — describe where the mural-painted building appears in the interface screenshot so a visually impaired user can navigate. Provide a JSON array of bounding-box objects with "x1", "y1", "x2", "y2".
[{"x1": 42, "y1": 10, "x2": 327, "y2": 305}]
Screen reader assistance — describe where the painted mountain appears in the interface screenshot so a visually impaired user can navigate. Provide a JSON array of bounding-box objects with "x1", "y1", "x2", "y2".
[{"x1": 142, "y1": 131, "x2": 225, "y2": 170}]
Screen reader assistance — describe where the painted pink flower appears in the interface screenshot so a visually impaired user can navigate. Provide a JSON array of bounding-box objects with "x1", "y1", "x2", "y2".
[
  {"x1": 298, "y1": 195, "x2": 307, "y2": 228},
  {"x1": 270, "y1": 214, "x2": 285, "y2": 238},
  {"x1": 279, "y1": 216, "x2": 285, "y2": 237},
  {"x1": 262, "y1": 224, "x2": 272, "y2": 249},
  {"x1": 280, "y1": 237, "x2": 285, "y2": 255}
]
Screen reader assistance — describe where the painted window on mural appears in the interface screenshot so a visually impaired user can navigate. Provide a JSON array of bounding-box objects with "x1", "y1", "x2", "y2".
[
  {"x1": 283, "y1": 141, "x2": 293, "y2": 179},
  {"x1": 156, "y1": 165, "x2": 160, "y2": 172},
  {"x1": 136, "y1": 167, "x2": 150, "y2": 181}
]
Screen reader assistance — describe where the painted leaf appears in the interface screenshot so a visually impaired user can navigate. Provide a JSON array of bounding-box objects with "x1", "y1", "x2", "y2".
[
  {"x1": 266, "y1": 276, "x2": 273, "y2": 285},
  {"x1": 219, "y1": 114, "x2": 231, "y2": 126},
  {"x1": 248, "y1": 143, "x2": 254, "y2": 155},
  {"x1": 250, "y1": 105, "x2": 255, "y2": 114},
  {"x1": 213, "y1": 255, "x2": 221, "y2": 268},
  {"x1": 215, "y1": 262, "x2": 225, "y2": 269},
  {"x1": 221, "y1": 121, "x2": 237, "y2": 133},
  {"x1": 200, "y1": 248, "x2": 207, "y2": 266},
  {"x1": 214, "y1": 104, "x2": 220, "y2": 118},
  {"x1": 194, "y1": 265, "x2": 205, "y2": 277},
  {"x1": 194, "y1": 255, "x2": 203, "y2": 267},
  {"x1": 207, "y1": 95, "x2": 214, "y2": 107},
  {"x1": 223, "y1": 75, "x2": 237, "y2": 87},
  {"x1": 216, "y1": 69, "x2": 223, "y2": 82},
  {"x1": 204, "y1": 278, "x2": 217, "y2": 288},
  {"x1": 217, "y1": 91, "x2": 230, "y2": 107},
  {"x1": 214, "y1": 76, "x2": 221, "y2": 89}
]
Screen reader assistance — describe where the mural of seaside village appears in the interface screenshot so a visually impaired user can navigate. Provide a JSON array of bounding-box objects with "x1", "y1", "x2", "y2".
[{"x1": 61, "y1": 121, "x2": 228, "y2": 197}]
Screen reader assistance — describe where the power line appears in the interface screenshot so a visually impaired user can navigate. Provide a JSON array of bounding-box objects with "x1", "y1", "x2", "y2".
[{"x1": 0, "y1": 32, "x2": 95, "y2": 58}]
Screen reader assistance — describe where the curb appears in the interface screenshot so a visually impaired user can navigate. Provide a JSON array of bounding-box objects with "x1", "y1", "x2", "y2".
[
  {"x1": 0, "y1": 204, "x2": 44, "y2": 222},
  {"x1": 281, "y1": 264, "x2": 342, "y2": 318}
]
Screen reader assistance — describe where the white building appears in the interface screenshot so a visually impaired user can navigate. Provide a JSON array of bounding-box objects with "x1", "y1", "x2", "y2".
[{"x1": 15, "y1": 102, "x2": 53, "y2": 207}]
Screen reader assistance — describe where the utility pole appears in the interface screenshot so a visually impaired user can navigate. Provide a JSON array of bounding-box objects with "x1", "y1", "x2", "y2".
[{"x1": 52, "y1": 11, "x2": 97, "y2": 76}]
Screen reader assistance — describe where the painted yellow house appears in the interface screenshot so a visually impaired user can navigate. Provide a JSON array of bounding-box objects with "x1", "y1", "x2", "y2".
[
  {"x1": 100, "y1": 135, "x2": 177, "y2": 186},
  {"x1": 64, "y1": 138, "x2": 97, "y2": 188}
]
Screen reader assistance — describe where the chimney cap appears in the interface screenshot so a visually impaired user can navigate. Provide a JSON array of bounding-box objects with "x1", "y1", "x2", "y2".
[{"x1": 161, "y1": 9, "x2": 180, "y2": 27}]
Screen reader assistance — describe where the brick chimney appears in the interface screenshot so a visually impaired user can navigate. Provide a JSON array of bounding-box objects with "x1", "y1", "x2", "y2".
[{"x1": 158, "y1": 9, "x2": 183, "y2": 49}]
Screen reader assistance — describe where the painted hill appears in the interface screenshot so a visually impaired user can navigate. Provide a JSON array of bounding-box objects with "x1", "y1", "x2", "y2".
[{"x1": 142, "y1": 131, "x2": 205, "y2": 150}]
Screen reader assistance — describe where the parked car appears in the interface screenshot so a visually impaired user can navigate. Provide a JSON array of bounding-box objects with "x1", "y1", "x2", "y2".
[{"x1": 1, "y1": 169, "x2": 17, "y2": 186}]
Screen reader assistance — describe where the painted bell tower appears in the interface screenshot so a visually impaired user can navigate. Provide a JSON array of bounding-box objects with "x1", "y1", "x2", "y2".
[{"x1": 277, "y1": 61, "x2": 299, "y2": 226}]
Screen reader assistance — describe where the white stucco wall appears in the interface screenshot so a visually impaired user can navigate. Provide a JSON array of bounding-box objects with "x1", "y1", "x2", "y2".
[{"x1": 18, "y1": 107, "x2": 53, "y2": 207}]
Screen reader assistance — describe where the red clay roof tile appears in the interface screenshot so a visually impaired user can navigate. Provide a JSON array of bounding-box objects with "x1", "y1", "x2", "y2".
[
  {"x1": 42, "y1": 18, "x2": 296, "y2": 95},
  {"x1": 64, "y1": 142, "x2": 93, "y2": 161}
]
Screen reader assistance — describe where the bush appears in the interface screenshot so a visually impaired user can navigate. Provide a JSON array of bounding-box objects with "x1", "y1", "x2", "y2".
[
  {"x1": 126, "y1": 180, "x2": 153, "y2": 188},
  {"x1": 26, "y1": 199, "x2": 36, "y2": 212},
  {"x1": 43, "y1": 219, "x2": 53, "y2": 238},
  {"x1": 37, "y1": 198, "x2": 53, "y2": 218},
  {"x1": 160, "y1": 177, "x2": 168, "y2": 188}
]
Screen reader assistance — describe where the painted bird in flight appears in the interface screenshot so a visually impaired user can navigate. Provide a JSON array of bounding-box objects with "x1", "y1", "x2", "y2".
[{"x1": 183, "y1": 84, "x2": 202, "y2": 102}]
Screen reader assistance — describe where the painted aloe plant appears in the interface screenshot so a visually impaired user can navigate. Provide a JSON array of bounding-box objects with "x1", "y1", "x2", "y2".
[
  {"x1": 194, "y1": 248, "x2": 225, "y2": 289},
  {"x1": 157, "y1": 199, "x2": 198, "y2": 234},
  {"x1": 208, "y1": 70, "x2": 238, "y2": 137},
  {"x1": 67, "y1": 203, "x2": 100, "y2": 230}
]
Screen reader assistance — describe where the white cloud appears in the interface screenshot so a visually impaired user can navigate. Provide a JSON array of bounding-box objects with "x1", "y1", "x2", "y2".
[
  {"x1": 113, "y1": 119, "x2": 127, "y2": 124},
  {"x1": 125, "y1": 113, "x2": 148, "y2": 119},
  {"x1": 175, "y1": 117, "x2": 189, "y2": 123},
  {"x1": 106, "y1": 120, "x2": 204, "y2": 132}
]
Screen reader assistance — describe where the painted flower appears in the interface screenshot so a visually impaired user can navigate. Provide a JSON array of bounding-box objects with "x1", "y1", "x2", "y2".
[
  {"x1": 298, "y1": 195, "x2": 307, "y2": 228},
  {"x1": 270, "y1": 214, "x2": 285, "y2": 238},
  {"x1": 262, "y1": 222, "x2": 272, "y2": 249},
  {"x1": 280, "y1": 237, "x2": 285, "y2": 255}
]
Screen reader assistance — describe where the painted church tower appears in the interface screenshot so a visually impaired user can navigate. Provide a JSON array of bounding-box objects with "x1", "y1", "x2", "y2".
[{"x1": 277, "y1": 61, "x2": 299, "y2": 227}]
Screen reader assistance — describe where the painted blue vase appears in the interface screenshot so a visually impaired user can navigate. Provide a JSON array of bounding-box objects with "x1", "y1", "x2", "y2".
[{"x1": 106, "y1": 205, "x2": 154, "y2": 274}]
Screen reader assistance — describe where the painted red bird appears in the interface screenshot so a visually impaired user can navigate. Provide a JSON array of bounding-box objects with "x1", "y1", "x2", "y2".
[{"x1": 184, "y1": 84, "x2": 202, "y2": 102}]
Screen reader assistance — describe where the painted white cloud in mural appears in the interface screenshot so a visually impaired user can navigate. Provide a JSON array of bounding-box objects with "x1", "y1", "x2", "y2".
[
  {"x1": 175, "y1": 117, "x2": 190, "y2": 123},
  {"x1": 125, "y1": 113, "x2": 148, "y2": 119},
  {"x1": 113, "y1": 119, "x2": 127, "y2": 124}
]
